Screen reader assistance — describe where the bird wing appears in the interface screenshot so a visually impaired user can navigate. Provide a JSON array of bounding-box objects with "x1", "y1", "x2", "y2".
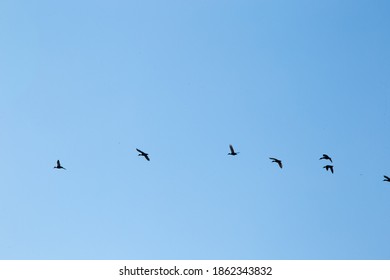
[
  {"x1": 145, "y1": 155, "x2": 150, "y2": 161},
  {"x1": 330, "y1": 166, "x2": 334, "y2": 173},
  {"x1": 269, "y1": 157, "x2": 277, "y2": 161},
  {"x1": 57, "y1": 160, "x2": 61, "y2": 167},
  {"x1": 384, "y1": 175, "x2": 390, "y2": 180},
  {"x1": 136, "y1": 148, "x2": 144, "y2": 154},
  {"x1": 278, "y1": 161, "x2": 283, "y2": 168},
  {"x1": 324, "y1": 155, "x2": 333, "y2": 162},
  {"x1": 229, "y1": 145, "x2": 235, "y2": 153}
]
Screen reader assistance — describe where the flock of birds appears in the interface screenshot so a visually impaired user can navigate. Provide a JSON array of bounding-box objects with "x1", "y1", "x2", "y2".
[
  {"x1": 53, "y1": 145, "x2": 390, "y2": 183},
  {"x1": 227, "y1": 144, "x2": 333, "y2": 173}
]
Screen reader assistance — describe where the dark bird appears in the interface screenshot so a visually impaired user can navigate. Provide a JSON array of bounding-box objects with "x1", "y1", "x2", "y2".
[
  {"x1": 136, "y1": 148, "x2": 150, "y2": 161},
  {"x1": 228, "y1": 144, "x2": 239, "y2": 156},
  {"x1": 383, "y1": 175, "x2": 390, "y2": 182},
  {"x1": 323, "y1": 165, "x2": 334, "y2": 173},
  {"x1": 54, "y1": 160, "x2": 66, "y2": 170},
  {"x1": 320, "y1": 154, "x2": 332, "y2": 162},
  {"x1": 269, "y1": 157, "x2": 283, "y2": 168}
]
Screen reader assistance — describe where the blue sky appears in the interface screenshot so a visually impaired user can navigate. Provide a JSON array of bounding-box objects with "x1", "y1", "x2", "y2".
[{"x1": 0, "y1": 0, "x2": 389, "y2": 259}]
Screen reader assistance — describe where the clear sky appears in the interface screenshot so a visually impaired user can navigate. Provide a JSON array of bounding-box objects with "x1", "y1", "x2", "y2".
[{"x1": 0, "y1": 0, "x2": 389, "y2": 259}]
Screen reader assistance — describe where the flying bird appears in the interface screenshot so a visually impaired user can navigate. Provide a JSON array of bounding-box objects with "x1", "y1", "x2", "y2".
[
  {"x1": 320, "y1": 154, "x2": 332, "y2": 162},
  {"x1": 136, "y1": 148, "x2": 150, "y2": 161},
  {"x1": 228, "y1": 144, "x2": 239, "y2": 156},
  {"x1": 323, "y1": 165, "x2": 334, "y2": 173},
  {"x1": 54, "y1": 160, "x2": 66, "y2": 170},
  {"x1": 269, "y1": 157, "x2": 283, "y2": 168},
  {"x1": 383, "y1": 175, "x2": 390, "y2": 182}
]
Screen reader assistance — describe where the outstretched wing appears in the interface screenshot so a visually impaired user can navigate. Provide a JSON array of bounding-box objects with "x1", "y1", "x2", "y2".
[
  {"x1": 384, "y1": 175, "x2": 390, "y2": 180},
  {"x1": 269, "y1": 157, "x2": 277, "y2": 161},
  {"x1": 320, "y1": 154, "x2": 332, "y2": 162},
  {"x1": 330, "y1": 166, "x2": 334, "y2": 173},
  {"x1": 229, "y1": 145, "x2": 235, "y2": 154},
  {"x1": 136, "y1": 148, "x2": 144, "y2": 154},
  {"x1": 278, "y1": 161, "x2": 283, "y2": 168},
  {"x1": 57, "y1": 160, "x2": 61, "y2": 168}
]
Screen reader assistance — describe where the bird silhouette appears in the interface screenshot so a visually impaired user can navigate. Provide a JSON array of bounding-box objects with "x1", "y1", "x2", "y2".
[
  {"x1": 319, "y1": 154, "x2": 332, "y2": 162},
  {"x1": 323, "y1": 165, "x2": 334, "y2": 173},
  {"x1": 228, "y1": 144, "x2": 239, "y2": 156},
  {"x1": 54, "y1": 160, "x2": 66, "y2": 170},
  {"x1": 269, "y1": 157, "x2": 283, "y2": 168},
  {"x1": 136, "y1": 148, "x2": 150, "y2": 161},
  {"x1": 383, "y1": 175, "x2": 390, "y2": 182}
]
